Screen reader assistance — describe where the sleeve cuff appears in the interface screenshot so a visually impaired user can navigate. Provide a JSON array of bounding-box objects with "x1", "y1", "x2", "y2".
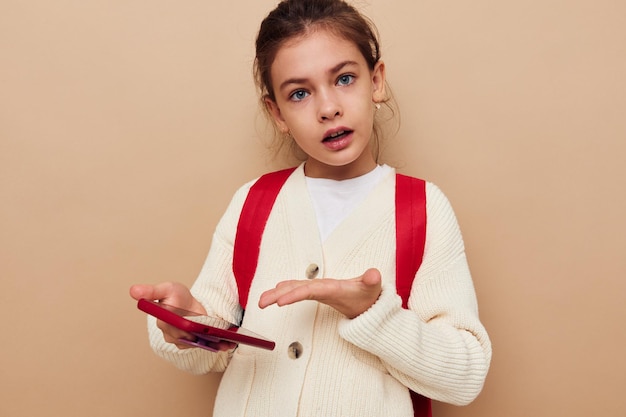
[{"x1": 338, "y1": 283, "x2": 403, "y2": 347}]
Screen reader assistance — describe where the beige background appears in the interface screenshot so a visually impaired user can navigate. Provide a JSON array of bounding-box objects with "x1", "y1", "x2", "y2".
[{"x1": 2, "y1": 0, "x2": 625, "y2": 416}]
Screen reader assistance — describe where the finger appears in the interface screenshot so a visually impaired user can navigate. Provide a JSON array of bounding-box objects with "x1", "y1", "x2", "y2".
[
  {"x1": 129, "y1": 284, "x2": 156, "y2": 301},
  {"x1": 173, "y1": 342, "x2": 195, "y2": 350},
  {"x1": 130, "y1": 283, "x2": 174, "y2": 301},
  {"x1": 361, "y1": 268, "x2": 382, "y2": 287},
  {"x1": 274, "y1": 279, "x2": 301, "y2": 289},
  {"x1": 258, "y1": 288, "x2": 282, "y2": 309},
  {"x1": 158, "y1": 321, "x2": 195, "y2": 344},
  {"x1": 129, "y1": 282, "x2": 185, "y2": 303},
  {"x1": 146, "y1": 282, "x2": 182, "y2": 301},
  {"x1": 258, "y1": 281, "x2": 306, "y2": 308},
  {"x1": 275, "y1": 280, "x2": 341, "y2": 306}
]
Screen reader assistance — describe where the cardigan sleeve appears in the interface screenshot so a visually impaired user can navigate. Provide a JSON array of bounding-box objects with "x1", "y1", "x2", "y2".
[
  {"x1": 145, "y1": 181, "x2": 254, "y2": 374},
  {"x1": 338, "y1": 182, "x2": 492, "y2": 405}
]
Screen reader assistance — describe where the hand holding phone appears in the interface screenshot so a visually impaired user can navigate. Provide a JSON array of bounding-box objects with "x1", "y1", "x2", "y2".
[
  {"x1": 137, "y1": 299, "x2": 276, "y2": 351},
  {"x1": 130, "y1": 283, "x2": 209, "y2": 349}
]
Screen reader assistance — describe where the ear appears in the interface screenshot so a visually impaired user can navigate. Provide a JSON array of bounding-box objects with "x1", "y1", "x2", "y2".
[
  {"x1": 264, "y1": 96, "x2": 289, "y2": 133},
  {"x1": 371, "y1": 61, "x2": 387, "y2": 104}
]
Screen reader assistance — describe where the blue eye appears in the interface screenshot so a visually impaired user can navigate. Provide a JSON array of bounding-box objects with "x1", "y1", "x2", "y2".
[
  {"x1": 290, "y1": 90, "x2": 309, "y2": 101},
  {"x1": 337, "y1": 74, "x2": 355, "y2": 86}
]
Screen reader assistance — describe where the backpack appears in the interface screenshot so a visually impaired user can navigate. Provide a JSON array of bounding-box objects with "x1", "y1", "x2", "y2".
[{"x1": 232, "y1": 167, "x2": 432, "y2": 417}]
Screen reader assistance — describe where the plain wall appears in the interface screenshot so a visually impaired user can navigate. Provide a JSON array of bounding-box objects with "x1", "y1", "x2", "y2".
[{"x1": 1, "y1": 1, "x2": 625, "y2": 416}]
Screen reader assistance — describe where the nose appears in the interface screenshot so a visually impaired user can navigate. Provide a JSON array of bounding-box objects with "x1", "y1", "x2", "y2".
[{"x1": 317, "y1": 90, "x2": 342, "y2": 121}]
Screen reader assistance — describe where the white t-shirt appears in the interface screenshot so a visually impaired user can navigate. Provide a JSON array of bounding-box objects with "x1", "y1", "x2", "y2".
[{"x1": 305, "y1": 165, "x2": 392, "y2": 242}]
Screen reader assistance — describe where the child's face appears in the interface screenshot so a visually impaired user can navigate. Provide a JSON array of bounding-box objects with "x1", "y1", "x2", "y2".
[{"x1": 266, "y1": 29, "x2": 386, "y2": 179}]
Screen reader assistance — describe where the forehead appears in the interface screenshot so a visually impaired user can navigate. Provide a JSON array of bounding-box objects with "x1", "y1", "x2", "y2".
[{"x1": 271, "y1": 29, "x2": 367, "y2": 80}]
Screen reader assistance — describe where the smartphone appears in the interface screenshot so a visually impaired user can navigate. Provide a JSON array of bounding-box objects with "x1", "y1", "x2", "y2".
[{"x1": 137, "y1": 298, "x2": 275, "y2": 351}]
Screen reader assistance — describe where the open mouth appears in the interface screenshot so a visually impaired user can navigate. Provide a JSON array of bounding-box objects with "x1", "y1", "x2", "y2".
[{"x1": 323, "y1": 130, "x2": 353, "y2": 142}]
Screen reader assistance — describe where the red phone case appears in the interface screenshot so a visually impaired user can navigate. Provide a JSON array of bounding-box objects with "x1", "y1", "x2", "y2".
[{"x1": 137, "y1": 298, "x2": 275, "y2": 351}]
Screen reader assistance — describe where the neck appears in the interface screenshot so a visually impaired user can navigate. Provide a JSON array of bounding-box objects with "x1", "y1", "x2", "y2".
[{"x1": 304, "y1": 158, "x2": 377, "y2": 180}]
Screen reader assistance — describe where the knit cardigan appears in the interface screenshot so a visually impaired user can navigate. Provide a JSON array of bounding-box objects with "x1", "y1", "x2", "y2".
[{"x1": 146, "y1": 164, "x2": 492, "y2": 417}]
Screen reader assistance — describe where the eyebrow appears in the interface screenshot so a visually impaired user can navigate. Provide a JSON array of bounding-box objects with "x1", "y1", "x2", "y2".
[{"x1": 278, "y1": 60, "x2": 359, "y2": 92}]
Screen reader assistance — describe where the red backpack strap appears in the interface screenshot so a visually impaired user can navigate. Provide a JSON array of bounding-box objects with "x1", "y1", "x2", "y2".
[
  {"x1": 232, "y1": 167, "x2": 296, "y2": 309},
  {"x1": 395, "y1": 173, "x2": 431, "y2": 417},
  {"x1": 395, "y1": 174, "x2": 427, "y2": 308},
  {"x1": 410, "y1": 391, "x2": 433, "y2": 417}
]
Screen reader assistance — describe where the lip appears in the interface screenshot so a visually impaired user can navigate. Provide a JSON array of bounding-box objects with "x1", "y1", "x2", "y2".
[
  {"x1": 322, "y1": 128, "x2": 354, "y2": 151},
  {"x1": 322, "y1": 126, "x2": 353, "y2": 142}
]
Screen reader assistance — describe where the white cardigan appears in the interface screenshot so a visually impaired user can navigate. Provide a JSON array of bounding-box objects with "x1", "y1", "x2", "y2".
[{"x1": 146, "y1": 164, "x2": 492, "y2": 417}]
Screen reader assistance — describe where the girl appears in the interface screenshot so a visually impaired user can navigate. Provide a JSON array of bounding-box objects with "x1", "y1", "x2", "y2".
[{"x1": 130, "y1": 1, "x2": 491, "y2": 416}]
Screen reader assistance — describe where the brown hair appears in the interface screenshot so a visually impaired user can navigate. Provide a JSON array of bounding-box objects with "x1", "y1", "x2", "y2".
[{"x1": 254, "y1": 0, "x2": 397, "y2": 162}]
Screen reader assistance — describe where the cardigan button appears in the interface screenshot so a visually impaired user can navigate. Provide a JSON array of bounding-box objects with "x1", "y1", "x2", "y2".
[
  {"x1": 288, "y1": 342, "x2": 303, "y2": 359},
  {"x1": 305, "y1": 264, "x2": 319, "y2": 279}
]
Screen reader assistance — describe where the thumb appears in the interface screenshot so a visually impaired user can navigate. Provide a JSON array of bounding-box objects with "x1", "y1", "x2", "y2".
[
  {"x1": 129, "y1": 284, "x2": 158, "y2": 301},
  {"x1": 129, "y1": 282, "x2": 196, "y2": 309},
  {"x1": 361, "y1": 268, "x2": 382, "y2": 287}
]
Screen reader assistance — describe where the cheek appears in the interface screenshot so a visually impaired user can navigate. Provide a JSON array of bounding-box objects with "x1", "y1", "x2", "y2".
[
  {"x1": 353, "y1": 87, "x2": 376, "y2": 112},
  {"x1": 281, "y1": 105, "x2": 313, "y2": 129},
  {"x1": 355, "y1": 98, "x2": 376, "y2": 124}
]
